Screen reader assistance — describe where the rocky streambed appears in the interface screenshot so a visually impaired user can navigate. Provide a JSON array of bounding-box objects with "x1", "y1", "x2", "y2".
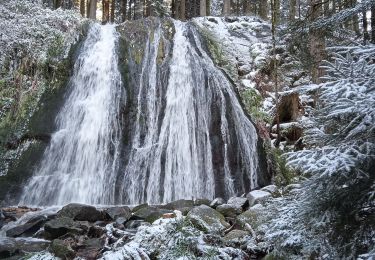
[{"x1": 0, "y1": 185, "x2": 281, "y2": 259}]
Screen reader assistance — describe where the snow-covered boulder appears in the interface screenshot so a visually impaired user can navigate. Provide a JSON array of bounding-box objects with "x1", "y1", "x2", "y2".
[
  {"x1": 227, "y1": 196, "x2": 249, "y2": 210},
  {"x1": 187, "y1": 205, "x2": 230, "y2": 233},
  {"x1": 210, "y1": 197, "x2": 225, "y2": 208},
  {"x1": 216, "y1": 204, "x2": 242, "y2": 218},
  {"x1": 247, "y1": 190, "x2": 271, "y2": 207},
  {"x1": 260, "y1": 185, "x2": 279, "y2": 195}
]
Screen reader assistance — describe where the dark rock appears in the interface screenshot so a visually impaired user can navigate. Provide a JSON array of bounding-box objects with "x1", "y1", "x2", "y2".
[
  {"x1": 105, "y1": 206, "x2": 131, "y2": 221},
  {"x1": 6, "y1": 215, "x2": 47, "y2": 238},
  {"x1": 0, "y1": 237, "x2": 49, "y2": 258},
  {"x1": 225, "y1": 17, "x2": 239, "y2": 23},
  {"x1": 44, "y1": 217, "x2": 85, "y2": 240},
  {"x1": 210, "y1": 198, "x2": 225, "y2": 208},
  {"x1": 132, "y1": 206, "x2": 173, "y2": 223},
  {"x1": 131, "y1": 203, "x2": 148, "y2": 213},
  {"x1": 236, "y1": 205, "x2": 264, "y2": 229},
  {"x1": 163, "y1": 199, "x2": 194, "y2": 215},
  {"x1": 216, "y1": 204, "x2": 242, "y2": 218},
  {"x1": 227, "y1": 197, "x2": 249, "y2": 210},
  {"x1": 208, "y1": 17, "x2": 218, "y2": 24},
  {"x1": 50, "y1": 239, "x2": 76, "y2": 259},
  {"x1": 57, "y1": 203, "x2": 104, "y2": 222},
  {"x1": 194, "y1": 198, "x2": 211, "y2": 206},
  {"x1": 76, "y1": 238, "x2": 105, "y2": 260},
  {"x1": 187, "y1": 205, "x2": 230, "y2": 233}
]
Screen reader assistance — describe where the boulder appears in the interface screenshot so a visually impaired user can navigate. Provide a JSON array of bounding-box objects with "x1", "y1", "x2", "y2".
[
  {"x1": 131, "y1": 203, "x2": 148, "y2": 213},
  {"x1": 76, "y1": 238, "x2": 105, "y2": 259},
  {"x1": 105, "y1": 206, "x2": 131, "y2": 221},
  {"x1": 57, "y1": 203, "x2": 104, "y2": 222},
  {"x1": 236, "y1": 204, "x2": 265, "y2": 229},
  {"x1": 210, "y1": 198, "x2": 225, "y2": 208},
  {"x1": 223, "y1": 229, "x2": 249, "y2": 243},
  {"x1": 0, "y1": 237, "x2": 49, "y2": 258},
  {"x1": 285, "y1": 183, "x2": 302, "y2": 193},
  {"x1": 124, "y1": 220, "x2": 150, "y2": 229},
  {"x1": 246, "y1": 190, "x2": 271, "y2": 207},
  {"x1": 186, "y1": 205, "x2": 230, "y2": 233},
  {"x1": 6, "y1": 215, "x2": 47, "y2": 238},
  {"x1": 260, "y1": 185, "x2": 278, "y2": 195},
  {"x1": 227, "y1": 197, "x2": 249, "y2": 210},
  {"x1": 50, "y1": 239, "x2": 76, "y2": 259},
  {"x1": 194, "y1": 198, "x2": 211, "y2": 206},
  {"x1": 216, "y1": 204, "x2": 242, "y2": 218},
  {"x1": 44, "y1": 217, "x2": 85, "y2": 240},
  {"x1": 132, "y1": 206, "x2": 173, "y2": 223}
]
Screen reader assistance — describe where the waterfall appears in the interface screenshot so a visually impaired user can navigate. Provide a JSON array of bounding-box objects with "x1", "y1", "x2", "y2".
[
  {"x1": 19, "y1": 20, "x2": 261, "y2": 206},
  {"x1": 19, "y1": 24, "x2": 123, "y2": 206},
  {"x1": 118, "y1": 20, "x2": 259, "y2": 204}
]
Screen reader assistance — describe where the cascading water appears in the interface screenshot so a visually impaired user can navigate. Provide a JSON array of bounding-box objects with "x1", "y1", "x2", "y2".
[
  {"x1": 118, "y1": 20, "x2": 259, "y2": 204},
  {"x1": 19, "y1": 24, "x2": 123, "y2": 206},
  {"x1": 19, "y1": 19, "x2": 263, "y2": 206}
]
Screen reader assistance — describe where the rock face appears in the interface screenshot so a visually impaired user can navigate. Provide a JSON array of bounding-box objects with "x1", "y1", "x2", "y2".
[
  {"x1": 57, "y1": 204, "x2": 104, "y2": 222},
  {"x1": 0, "y1": 237, "x2": 50, "y2": 258},
  {"x1": 187, "y1": 205, "x2": 230, "y2": 233}
]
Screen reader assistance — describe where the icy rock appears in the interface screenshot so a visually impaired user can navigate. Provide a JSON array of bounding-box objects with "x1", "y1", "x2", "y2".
[
  {"x1": 246, "y1": 190, "x2": 271, "y2": 207},
  {"x1": 227, "y1": 196, "x2": 249, "y2": 210},
  {"x1": 6, "y1": 215, "x2": 47, "y2": 238},
  {"x1": 260, "y1": 185, "x2": 279, "y2": 195},
  {"x1": 187, "y1": 205, "x2": 230, "y2": 233},
  {"x1": 57, "y1": 203, "x2": 104, "y2": 222},
  {"x1": 210, "y1": 197, "x2": 225, "y2": 208},
  {"x1": 223, "y1": 229, "x2": 250, "y2": 243},
  {"x1": 285, "y1": 183, "x2": 302, "y2": 192},
  {"x1": 236, "y1": 205, "x2": 264, "y2": 229},
  {"x1": 216, "y1": 204, "x2": 242, "y2": 218},
  {"x1": 0, "y1": 237, "x2": 50, "y2": 258}
]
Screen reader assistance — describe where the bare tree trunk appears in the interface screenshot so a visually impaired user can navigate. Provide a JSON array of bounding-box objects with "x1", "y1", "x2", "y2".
[
  {"x1": 223, "y1": 0, "x2": 231, "y2": 15},
  {"x1": 274, "y1": 0, "x2": 280, "y2": 24},
  {"x1": 309, "y1": 0, "x2": 326, "y2": 84},
  {"x1": 110, "y1": 0, "x2": 115, "y2": 22},
  {"x1": 134, "y1": 0, "x2": 142, "y2": 19},
  {"x1": 351, "y1": 0, "x2": 360, "y2": 36},
  {"x1": 88, "y1": 0, "x2": 97, "y2": 19},
  {"x1": 289, "y1": 0, "x2": 296, "y2": 21},
  {"x1": 121, "y1": 0, "x2": 127, "y2": 21},
  {"x1": 324, "y1": 0, "x2": 329, "y2": 16},
  {"x1": 80, "y1": 0, "x2": 85, "y2": 15},
  {"x1": 180, "y1": 0, "x2": 186, "y2": 20},
  {"x1": 102, "y1": 0, "x2": 110, "y2": 23},
  {"x1": 363, "y1": 7, "x2": 369, "y2": 44},
  {"x1": 206, "y1": 0, "x2": 211, "y2": 15},
  {"x1": 259, "y1": 0, "x2": 268, "y2": 20},
  {"x1": 200, "y1": 0, "x2": 207, "y2": 16}
]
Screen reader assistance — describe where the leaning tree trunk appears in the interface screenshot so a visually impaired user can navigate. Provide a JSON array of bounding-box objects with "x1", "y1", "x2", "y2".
[
  {"x1": 102, "y1": 0, "x2": 110, "y2": 23},
  {"x1": 223, "y1": 0, "x2": 231, "y2": 15}
]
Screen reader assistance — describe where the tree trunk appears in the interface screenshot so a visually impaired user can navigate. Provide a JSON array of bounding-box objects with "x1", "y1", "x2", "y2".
[
  {"x1": 363, "y1": 7, "x2": 369, "y2": 44},
  {"x1": 309, "y1": 0, "x2": 326, "y2": 84},
  {"x1": 121, "y1": 0, "x2": 127, "y2": 21},
  {"x1": 180, "y1": 0, "x2": 186, "y2": 20},
  {"x1": 223, "y1": 0, "x2": 231, "y2": 15},
  {"x1": 323, "y1": 0, "x2": 329, "y2": 16},
  {"x1": 80, "y1": 0, "x2": 85, "y2": 15},
  {"x1": 289, "y1": 0, "x2": 296, "y2": 21},
  {"x1": 110, "y1": 0, "x2": 115, "y2": 22},
  {"x1": 274, "y1": 0, "x2": 280, "y2": 24},
  {"x1": 102, "y1": 0, "x2": 110, "y2": 23},
  {"x1": 134, "y1": 0, "x2": 142, "y2": 19},
  {"x1": 259, "y1": 0, "x2": 268, "y2": 20},
  {"x1": 88, "y1": 0, "x2": 97, "y2": 19},
  {"x1": 206, "y1": 0, "x2": 210, "y2": 15},
  {"x1": 200, "y1": 0, "x2": 207, "y2": 16},
  {"x1": 371, "y1": 4, "x2": 375, "y2": 43}
]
